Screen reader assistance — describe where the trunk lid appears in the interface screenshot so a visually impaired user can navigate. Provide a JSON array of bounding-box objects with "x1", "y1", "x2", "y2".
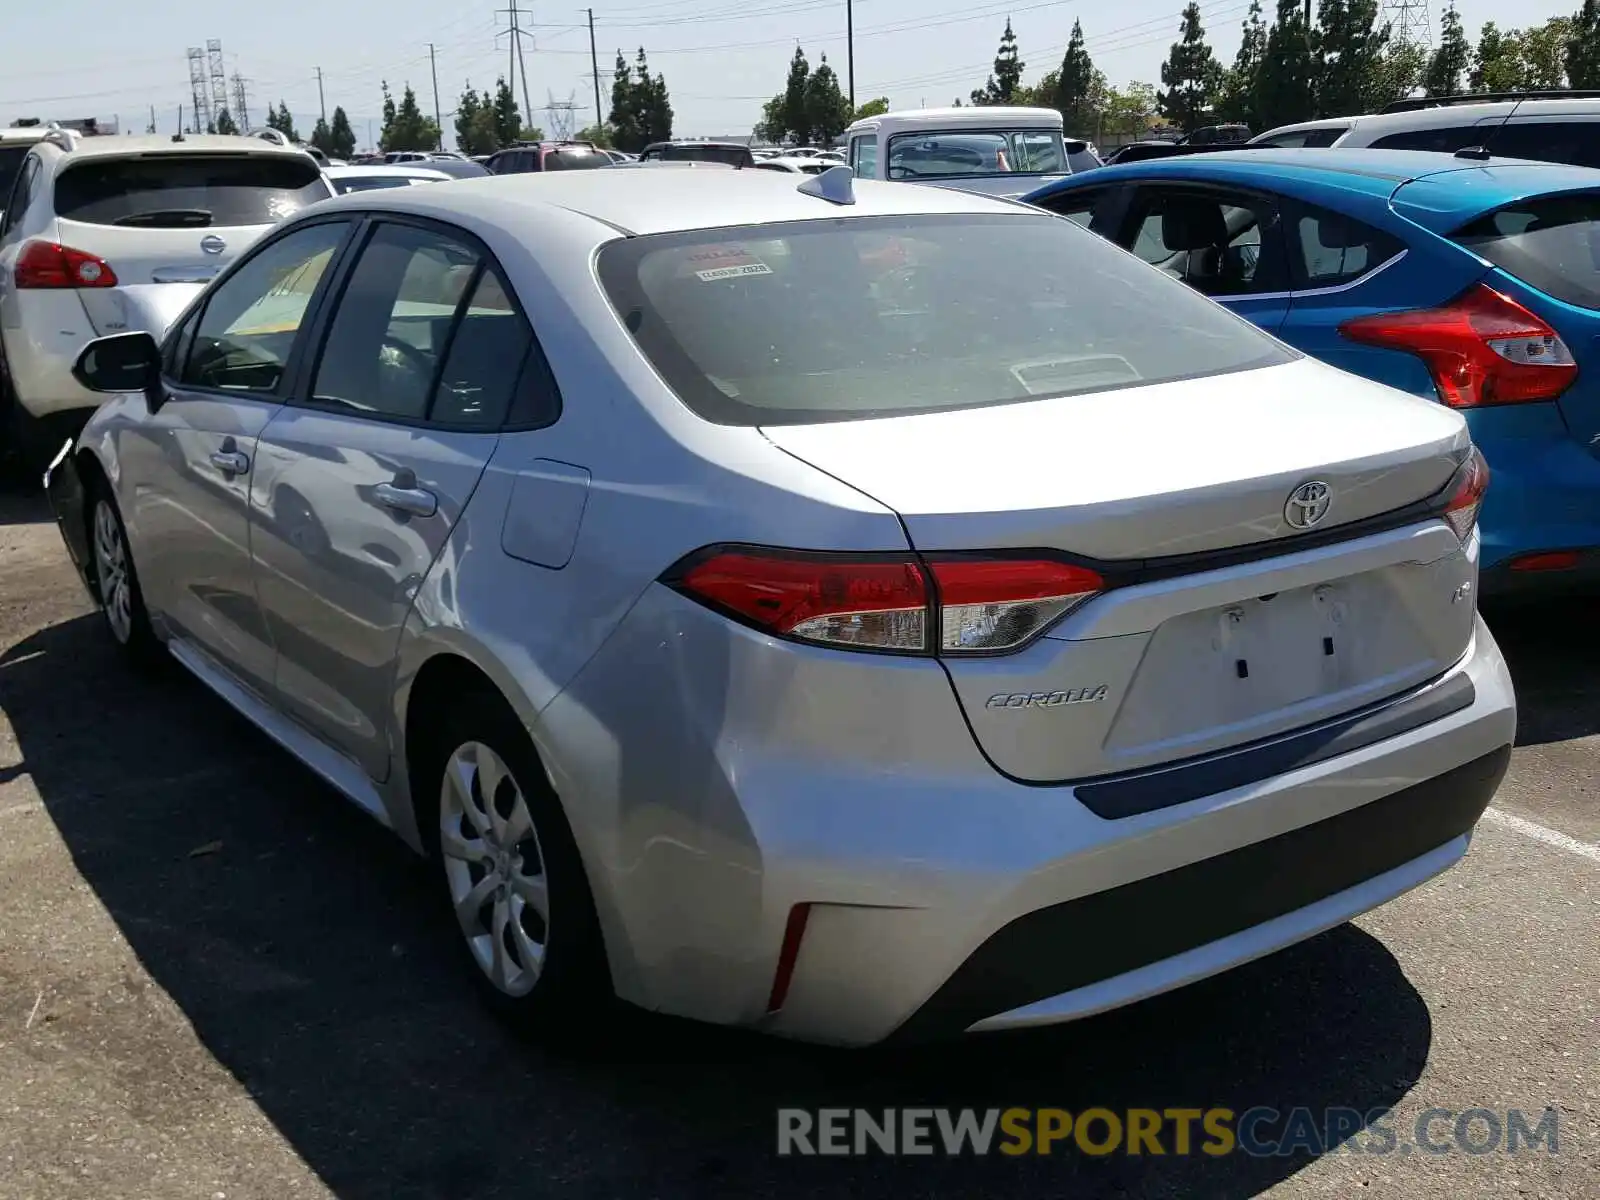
[{"x1": 764, "y1": 357, "x2": 1478, "y2": 783}]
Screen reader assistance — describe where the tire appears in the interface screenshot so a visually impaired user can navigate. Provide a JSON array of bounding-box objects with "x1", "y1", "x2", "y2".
[
  {"x1": 421, "y1": 691, "x2": 612, "y2": 1029},
  {"x1": 88, "y1": 486, "x2": 161, "y2": 665}
]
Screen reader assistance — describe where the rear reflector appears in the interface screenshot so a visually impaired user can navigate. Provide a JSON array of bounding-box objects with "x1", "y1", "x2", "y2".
[
  {"x1": 671, "y1": 548, "x2": 1102, "y2": 655},
  {"x1": 1339, "y1": 284, "x2": 1576, "y2": 408},
  {"x1": 15, "y1": 239, "x2": 118, "y2": 289},
  {"x1": 766, "y1": 903, "x2": 812, "y2": 1013},
  {"x1": 1441, "y1": 447, "x2": 1490, "y2": 544},
  {"x1": 1509, "y1": 550, "x2": 1580, "y2": 573}
]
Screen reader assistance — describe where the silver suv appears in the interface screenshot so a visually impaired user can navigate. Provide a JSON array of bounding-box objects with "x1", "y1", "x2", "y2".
[
  {"x1": 1252, "y1": 94, "x2": 1600, "y2": 163},
  {"x1": 0, "y1": 129, "x2": 331, "y2": 467}
]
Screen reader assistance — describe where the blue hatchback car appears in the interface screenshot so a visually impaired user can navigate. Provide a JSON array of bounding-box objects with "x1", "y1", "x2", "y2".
[{"x1": 1025, "y1": 148, "x2": 1600, "y2": 593}]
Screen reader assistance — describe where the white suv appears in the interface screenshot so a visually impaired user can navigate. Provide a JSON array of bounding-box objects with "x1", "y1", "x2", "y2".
[
  {"x1": 0, "y1": 129, "x2": 331, "y2": 467},
  {"x1": 1251, "y1": 95, "x2": 1600, "y2": 164}
]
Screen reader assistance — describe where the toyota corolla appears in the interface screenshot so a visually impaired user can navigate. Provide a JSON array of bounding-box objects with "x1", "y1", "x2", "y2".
[{"x1": 46, "y1": 166, "x2": 1514, "y2": 1045}]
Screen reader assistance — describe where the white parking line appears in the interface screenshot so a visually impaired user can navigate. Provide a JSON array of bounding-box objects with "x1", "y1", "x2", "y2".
[{"x1": 1482, "y1": 806, "x2": 1600, "y2": 864}]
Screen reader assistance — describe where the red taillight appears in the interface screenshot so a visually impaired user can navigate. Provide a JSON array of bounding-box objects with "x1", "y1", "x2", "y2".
[
  {"x1": 15, "y1": 240, "x2": 118, "y2": 289},
  {"x1": 672, "y1": 549, "x2": 1101, "y2": 654},
  {"x1": 1339, "y1": 283, "x2": 1576, "y2": 408},
  {"x1": 1509, "y1": 550, "x2": 1579, "y2": 573},
  {"x1": 1441, "y1": 447, "x2": 1490, "y2": 544}
]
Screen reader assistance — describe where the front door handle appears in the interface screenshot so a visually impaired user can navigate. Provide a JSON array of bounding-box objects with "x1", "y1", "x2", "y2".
[
  {"x1": 372, "y1": 468, "x2": 437, "y2": 518},
  {"x1": 209, "y1": 436, "x2": 249, "y2": 475}
]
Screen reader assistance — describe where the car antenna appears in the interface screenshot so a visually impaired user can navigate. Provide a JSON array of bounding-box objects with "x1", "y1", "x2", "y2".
[
  {"x1": 797, "y1": 164, "x2": 855, "y2": 205},
  {"x1": 1455, "y1": 93, "x2": 1527, "y2": 161}
]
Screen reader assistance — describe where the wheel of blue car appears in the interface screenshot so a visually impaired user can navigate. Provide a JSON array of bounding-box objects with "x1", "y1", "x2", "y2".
[
  {"x1": 89, "y1": 490, "x2": 159, "y2": 663},
  {"x1": 424, "y1": 691, "x2": 611, "y2": 1028}
]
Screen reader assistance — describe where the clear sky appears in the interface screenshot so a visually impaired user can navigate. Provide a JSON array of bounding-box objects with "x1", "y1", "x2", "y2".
[{"x1": 0, "y1": 0, "x2": 1575, "y2": 148}]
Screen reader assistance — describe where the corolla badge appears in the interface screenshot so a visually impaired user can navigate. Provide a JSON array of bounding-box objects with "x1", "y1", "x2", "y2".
[
  {"x1": 1284, "y1": 480, "x2": 1332, "y2": 529},
  {"x1": 200, "y1": 234, "x2": 227, "y2": 255},
  {"x1": 986, "y1": 686, "x2": 1108, "y2": 710}
]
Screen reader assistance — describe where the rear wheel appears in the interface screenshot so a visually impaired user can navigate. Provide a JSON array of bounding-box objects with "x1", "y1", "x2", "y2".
[
  {"x1": 424, "y1": 692, "x2": 611, "y2": 1027},
  {"x1": 90, "y1": 489, "x2": 159, "y2": 663}
]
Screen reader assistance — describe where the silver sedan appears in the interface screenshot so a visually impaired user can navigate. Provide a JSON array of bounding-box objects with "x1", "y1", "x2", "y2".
[{"x1": 48, "y1": 166, "x2": 1514, "y2": 1045}]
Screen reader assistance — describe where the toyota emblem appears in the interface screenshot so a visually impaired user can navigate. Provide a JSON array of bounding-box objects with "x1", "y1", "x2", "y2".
[
  {"x1": 1284, "y1": 481, "x2": 1333, "y2": 529},
  {"x1": 200, "y1": 234, "x2": 227, "y2": 255}
]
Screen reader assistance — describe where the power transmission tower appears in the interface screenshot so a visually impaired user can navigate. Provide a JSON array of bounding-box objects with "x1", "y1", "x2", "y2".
[
  {"x1": 1385, "y1": 0, "x2": 1434, "y2": 49},
  {"x1": 497, "y1": 1, "x2": 535, "y2": 132},
  {"x1": 207, "y1": 39, "x2": 229, "y2": 123},
  {"x1": 186, "y1": 48, "x2": 212, "y2": 132},
  {"x1": 546, "y1": 90, "x2": 578, "y2": 140},
  {"x1": 232, "y1": 72, "x2": 251, "y2": 130}
]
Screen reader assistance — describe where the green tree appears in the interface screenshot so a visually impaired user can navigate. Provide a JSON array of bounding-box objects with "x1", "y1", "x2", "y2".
[
  {"x1": 804, "y1": 53, "x2": 852, "y2": 145},
  {"x1": 853, "y1": 96, "x2": 890, "y2": 120},
  {"x1": 576, "y1": 123, "x2": 614, "y2": 148},
  {"x1": 1522, "y1": 17, "x2": 1573, "y2": 88},
  {"x1": 1471, "y1": 23, "x2": 1520, "y2": 91},
  {"x1": 779, "y1": 45, "x2": 811, "y2": 143},
  {"x1": 1159, "y1": 3, "x2": 1224, "y2": 132},
  {"x1": 632, "y1": 50, "x2": 673, "y2": 145},
  {"x1": 493, "y1": 75, "x2": 523, "y2": 146},
  {"x1": 379, "y1": 82, "x2": 439, "y2": 152},
  {"x1": 1369, "y1": 41, "x2": 1429, "y2": 107},
  {"x1": 609, "y1": 53, "x2": 644, "y2": 151},
  {"x1": 1423, "y1": 5, "x2": 1471, "y2": 96},
  {"x1": 1313, "y1": 0, "x2": 1390, "y2": 117},
  {"x1": 309, "y1": 116, "x2": 334, "y2": 155},
  {"x1": 1054, "y1": 20, "x2": 1100, "y2": 135},
  {"x1": 329, "y1": 106, "x2": 356, "y2": 158},
  {"x1": 455, "y1": 85, "x2": 484, "y2": 153},
  {"x1": 214, "y1": 107, "x2": 239, "y2": 136},
  {"x1": 1257, "y1": 0, "x2": 1315, "y2": 128},
  {"x1": 1569, "y1": 0, "x2": 1600, "y2": 87},
  {"x1": 266, "y1": 101, "x2": 299, "y2": 142},
  {"x1": 1101, "y1": 81, "x2": 1159, "y2": 139},
  {"x1": 972, "y1": 18, "x2": 1025, "y2": 105},
  {"x1": 1216, "y1": 0, "x2": 1268, "y2": 127}
]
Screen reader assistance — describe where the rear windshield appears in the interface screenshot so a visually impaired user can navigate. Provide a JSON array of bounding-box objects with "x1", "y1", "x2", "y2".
[
  {"x1": 888, "y1": 130, "x2": 1070, "y2": 179},
  {"x1": 0, "y1": 145, "x2": 27, "y2": 207},
  {"x1": 333, "y1": 175, "x2": 416, "y2": 193},
  {"x1": 651, "y1": 144, "x2": 752, "y2": 167},
  {"x1": 597, "y1": 213, "x2": 1292, "y2": 425},
  {"x1": 1253, "y1": 126, "x2": 1347, "y2": 148},
  {"x1": 54, "y1": 153, "x2": 331, "y2": 227},
  {"x1": 542, "y1": 147, "x2": 611, "y2": 171},
  {"x1": 1066, "y1": 144, "x2": 1101, "y2": 173},
  {"x1": 1454, "y1": 194, "x2": 1600, "y2": 309}
]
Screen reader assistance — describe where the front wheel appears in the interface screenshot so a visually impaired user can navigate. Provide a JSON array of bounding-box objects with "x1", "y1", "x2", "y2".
[
  {"x1": 427, "y1": 695, "x2": 611, "y2": 1027},
  {"x1": 90, "y1": 491, "x2": 159, "y2": 663}
]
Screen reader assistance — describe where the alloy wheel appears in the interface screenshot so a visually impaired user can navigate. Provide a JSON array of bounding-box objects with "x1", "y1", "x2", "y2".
[
  {"x1": 439, "y1": 740, "x2": 550, "y2": 997},
  {"x1": 93, "y1": 500, "x2": 133, "y2": 645}
]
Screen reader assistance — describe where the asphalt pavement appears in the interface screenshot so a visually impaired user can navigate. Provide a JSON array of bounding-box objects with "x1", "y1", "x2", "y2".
[{"x1": 0, "y1": 488, "x2": 1594, "y2": 1199}]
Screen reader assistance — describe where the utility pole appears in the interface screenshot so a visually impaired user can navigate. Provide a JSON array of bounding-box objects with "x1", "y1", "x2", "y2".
[
  {"x1": 429, "y1": 43, "x2": 444, "y2": 150},
  {"x1": 846, "y1": 0, "x2": 855, "y2": 110},
  {"x1": 177, "y1": 105, "x2": 184, "y2": 137},
  {"x1": 588, "y1": 9, "x2": 602, "y2": 133},
  {"x1": 315, "y1": 66, "x2": 326, "y2": 123},
  {"x1": 148, "y1": 104, "x2": 156, "y2": 134},
  {"x1": 513, "y1": 0, "x2": 533, "y2": 133}
]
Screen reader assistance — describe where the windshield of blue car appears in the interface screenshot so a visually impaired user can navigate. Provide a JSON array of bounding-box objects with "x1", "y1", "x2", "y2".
[
  {"x1": 887, "y1": 130, "x2": 1070, "y2": 179},
  {"x1": 1454, "y1": 194, "x2": 1600, "y2": 310},
  {"x1": 598, "y1": 213, "x2": 1293, "y2": 426}
]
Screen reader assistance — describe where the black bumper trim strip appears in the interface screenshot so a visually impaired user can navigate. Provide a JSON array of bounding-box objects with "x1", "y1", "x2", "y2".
[
  {"x1": 888, "y1": 745, "x2": 1510, "y2": 1044},
  {"x1": 1075, "y1": 672, "x2": 1476, "y2": 819}
]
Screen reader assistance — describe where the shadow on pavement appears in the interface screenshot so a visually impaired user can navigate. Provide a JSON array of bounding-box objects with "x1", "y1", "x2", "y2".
[
  {"x1": 1483, "y1": 598, "x2": 1600, "y2": 746},
  {"x1": 4, "y1": 614, "x2": 1437, "y2": 1200}
]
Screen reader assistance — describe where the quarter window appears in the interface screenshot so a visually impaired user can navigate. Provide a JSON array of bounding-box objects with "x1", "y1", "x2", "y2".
[
  {"x1": 1481, "y1": 122, "x2": 1600, "y2": 170},
  {"x1": 850, "y1": 135, "x2": 878, "y2": 180},
  {"x1": 1368, "y1": 126, "x2": 1482, "y2": 154},
  {"x1": 1292, "y1": 207, "x2": 1405, "y2": 288},
  {"x1": 181, "y1": 221, "x2": 348, "y2": 394}
]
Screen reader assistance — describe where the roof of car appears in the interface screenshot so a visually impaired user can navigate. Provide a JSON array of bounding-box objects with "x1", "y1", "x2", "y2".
[
  {"x1": 326, "y1": 164, "x2": 453, "y2": 180},
  {"x1": 846, "y1": 106, "x2": 1063, "y2": 136},
  {"x1": 1252, "y1": 97, "x2": 1600, "y2": 144},
  {"x1": 36, "y1": 133, "x2": 316, "y2": 160},
  {"x1": 316, "y1": 165, "x2": 1022, "y2": 236},
  {"x1": 0, "y1": 128, "x2": 47, "y2": 144},
  {"x1": 1026, "y1": 147, "x2": 1600, "y2": 229}
]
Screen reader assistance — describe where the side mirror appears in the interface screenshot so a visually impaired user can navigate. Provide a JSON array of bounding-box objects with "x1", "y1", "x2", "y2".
[{"x1": 72, "y1": 332, "x2": 163, "y2": 410}]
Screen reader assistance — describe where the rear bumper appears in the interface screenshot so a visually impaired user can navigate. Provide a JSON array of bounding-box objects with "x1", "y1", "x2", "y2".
[
  {"x1": 2, "y1": 297, "x2": 105, "y2": 419},
  {"x1": 544, "y1": 588, "x2": 1517, "y2": 1046}
]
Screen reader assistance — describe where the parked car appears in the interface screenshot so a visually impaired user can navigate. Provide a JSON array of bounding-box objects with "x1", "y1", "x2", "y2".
[
  {"x1": 400, "y1": 157, "x2": 489, "y2": 181},
  {"x1": 0, "y1": 126, "x2": 51, "y2": 220},
  {"x1": 638, "y1": 140, "x2": 756, "y2": 168},
  {"x1": 0, "y1": 129, "x2": 332, "y2": 468},
  {"x1": 486, "y1": 141, "x2": 613, "y2": 174},
  {"x1": 1025, "y1": 147, "x2": 1600, "y2": 593},
  {"x1": 1250, "y1": 92, "x2": 1600, "y2": 164},
  {"x1": 752, "y1": 156, "x2": 830, "y2": 175},
  {"x1": 326, "y1": 164, "x2": 454, "y2": 193},
  {"x1": 48, "y1": 166, "x2": 1512, "y2": 1046},
  {"x1": 843, "y1": 106, "x2": 1100, "y2": 199}
]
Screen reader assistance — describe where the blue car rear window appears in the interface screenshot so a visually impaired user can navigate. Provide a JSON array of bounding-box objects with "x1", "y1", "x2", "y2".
[{"x1": 1455, "y1": 194, "x2": 1600, "y2": 310}]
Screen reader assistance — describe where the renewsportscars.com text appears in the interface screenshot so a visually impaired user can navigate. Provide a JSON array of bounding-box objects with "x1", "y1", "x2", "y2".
[{"x1": 776, "y1": 1106, "x2": 1560, "y2": 1158}]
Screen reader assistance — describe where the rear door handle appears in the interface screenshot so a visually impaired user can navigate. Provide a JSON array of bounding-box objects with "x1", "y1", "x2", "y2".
[
  {"x1": 209, "y1": 438, "x2": 249, "y2": 474},
  {"x1": 372, "y1": 475, "x2": 437, "y2": 518}
]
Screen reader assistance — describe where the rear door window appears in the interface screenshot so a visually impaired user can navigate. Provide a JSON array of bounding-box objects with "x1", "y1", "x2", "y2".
[
  {"x1": 1483, "y1": 122, "x2": 1600, "y2": 169},
  {"x1": 53, "y1": 153, "x2": 331, "y2": 227},
  {"x1": 1454, "y1": 193, "x2": 1600, "y2": 309},
  {"x1": 1122, "y1": 187, "x2": 1288, "y2": 297},
  {"x1": 540, "y1": 147, "x2": 611, "y2": 171},
  {"x1": 1288, "y1": 205, "x2": 1406, "y2": 288}
]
